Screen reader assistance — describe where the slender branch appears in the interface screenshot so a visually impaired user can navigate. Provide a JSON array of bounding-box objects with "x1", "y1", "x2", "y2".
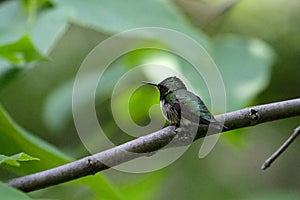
[
  {"x1": 261, "y1": 125, "x2": 300, "y2": 170},
  {"x1": 7, "y1": 98, "x2": 300, "y2": 192}
]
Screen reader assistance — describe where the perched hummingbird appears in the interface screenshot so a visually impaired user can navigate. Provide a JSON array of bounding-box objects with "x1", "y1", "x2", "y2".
[{"x1": 143, "y1": 76, "x2": 224, "y2": 129}]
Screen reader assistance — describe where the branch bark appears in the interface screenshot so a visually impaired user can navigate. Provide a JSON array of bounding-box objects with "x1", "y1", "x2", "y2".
[
  {"x1": 261, "y1": 125, "x2": 300, "y2": 170},
  {"x1": 7, "y1": 98, "x2": 300, "y2": 192}
]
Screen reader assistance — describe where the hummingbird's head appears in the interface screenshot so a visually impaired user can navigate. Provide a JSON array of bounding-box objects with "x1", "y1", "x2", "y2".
[
  {"x1": 142, "y1": 76, "x2": 186, "y2": 98},
  {"x1": 158, "y1": 77, "x2": 186, "y2": 91}
]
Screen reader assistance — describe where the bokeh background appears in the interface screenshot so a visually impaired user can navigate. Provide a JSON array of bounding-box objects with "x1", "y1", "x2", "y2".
[{"x1": 0, "y1": 0, "x2": 299, "y2": 199}]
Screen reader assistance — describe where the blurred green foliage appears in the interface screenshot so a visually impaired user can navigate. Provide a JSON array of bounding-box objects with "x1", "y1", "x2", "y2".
[
  {"x1": 0, "y1": 181, "x2": 33, "y2": 200},
  {"x1": 0, "y1": 153, "x2": 39, "y2": 167},
  {"x1": 0, "y1": 0, "x2": 299, "y2": 199},
  {"x1": 0, "y1": 35, "x2": 44, "y2": 65}
]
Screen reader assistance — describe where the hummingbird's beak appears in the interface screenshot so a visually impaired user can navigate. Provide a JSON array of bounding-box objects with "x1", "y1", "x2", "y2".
[{"x1": 142, "y1": 81, "x2": 158, "y2": 87}]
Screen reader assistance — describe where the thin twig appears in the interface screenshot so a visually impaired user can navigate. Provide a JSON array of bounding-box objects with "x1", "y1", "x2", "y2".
[
  {"x1": 261, "y1": 125, "x2": 300, "y2": 170},
  {"x1": 6, "y1": 98, "x2": 300, "y2": 192}
]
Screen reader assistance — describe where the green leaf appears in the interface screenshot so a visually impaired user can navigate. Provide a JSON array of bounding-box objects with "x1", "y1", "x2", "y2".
[
  {"x1": 0, "y1": 104, "x2": 122, "y2": 199},
  {"x1": 0, "y1": 152, "x2": 39, "y2": 167},
  {"x1": 1, "y1": 0, "x2": 210, "y2": 55},
  {"x1": 213, "y1": 35, "x2": 276, "y2": 111},
  {"x1": 31, "y1": 175, "x2": 123, "y2": 200},
  {"x1": 27, "y1": 5, "x2": 69, "y2": 54},
  {"x1": 51, "y1": 0, "x2": 210, "y2": 49},
  {"x1": 0, "y1": 181, "x2": 33, "y2": 200},
  {"x1": 0, "y1": 103, "x2": 71, "y2": 174},
  {"x1": 0, "y1": 1, "x2": 27, "y2": 46},
  {"x1": 0, "y1": 0, "x2": 68, "y2": 54},
  {"x1": 0, "y1": 67, "x2": 24, "y2": 91},
  {"x1": 0, "y1": 35, "x2": 45, "y2": 65},
  {"x1": 0, "y1": 0, "x2": 67, "y2": 90},
  {"x1": 213, "y1": 35, "x2": 276, "y2": 147}
]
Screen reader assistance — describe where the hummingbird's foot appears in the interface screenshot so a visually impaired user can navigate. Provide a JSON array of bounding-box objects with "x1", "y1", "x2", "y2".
[
  {"x1": 174, "y1": 127, "x2": 181, "y2": 139},
  {"x1": 173, "y1": 126, "x2": 194, "y2": 145},
  {"x1": 174, "y1": 127, "x2": 181, "y2": 133}
]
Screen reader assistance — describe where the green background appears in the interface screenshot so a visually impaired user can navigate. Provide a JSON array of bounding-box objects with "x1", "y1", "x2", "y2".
[{"x1": 0, "y1": 0, "x2": 299, "y2": 199}]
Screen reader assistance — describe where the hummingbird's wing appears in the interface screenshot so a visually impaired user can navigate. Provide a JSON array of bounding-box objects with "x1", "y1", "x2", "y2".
[{"x1": 174, "y1": 89, "x2": 217, "y2": 125}]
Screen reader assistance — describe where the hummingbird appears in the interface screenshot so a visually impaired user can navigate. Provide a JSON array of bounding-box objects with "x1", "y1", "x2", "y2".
[{"x1": 143, "y1": 76, "x2": 224, "y2": 130}]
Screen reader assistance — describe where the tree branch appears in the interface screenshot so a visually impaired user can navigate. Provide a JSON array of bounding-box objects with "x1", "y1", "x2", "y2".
[
  {"x1": 7, "y1": 98, "x2": 300, "y2": 192},
  {"x1": 261, "y1": 125, "x2": 300, "y2": 170}
]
